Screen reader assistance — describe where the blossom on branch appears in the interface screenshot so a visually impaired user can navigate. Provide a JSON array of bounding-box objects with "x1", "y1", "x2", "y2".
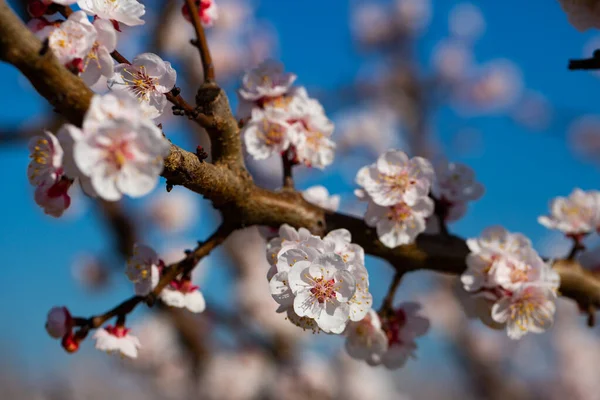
[
  {"x1": 80, "y1": 18, "x2": 117, "y2": 86},
  {"x1": 45, "y1": 306, "x2": 73, "y2": 339},
  {"x1": 160, "y1": 278, "x2": 207, "y2": 313},
  {"x1": 93, "y1": 324, "x2": 141, "y2": 358},
  {"x1": 126, "y1": 244, "x2": 162, "y2": 296},
  {"x1": 36, "y1": 11, "x2": 96, "y2": 72},
  {"x1": 461, "y1": 226, "x2": 560, "y2": 339},
  {"x1": 238, "y1": 60, "x2": 297, "y2": 102},
  {"x1": 538, "y1": 188, "x2": 600, "y2": 236},
  {"x1": 243, "y1": 107, "x2": 294, "y2": 160},
  {"x1": 432, "y1": 160, "x2": 484, "y2": 222},
  {"x1": 109, "y1": 53, "x2": 177, "y2": 119},
  {"x1": 344, "y1": 309, "x2": 388, "y2": 365},
  {"x1": 77, "y1": 0, "x2": 145, "y2": 27}
]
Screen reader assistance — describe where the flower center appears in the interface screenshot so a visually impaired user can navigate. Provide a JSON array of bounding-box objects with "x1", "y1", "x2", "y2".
[
  {"x1": 310, "y1": 276, "x2": 337, "y2": 303},
  {"x1": 387, "y1": 202, "x2": 412, "y2": 221},
  {"x1": 105, "y1": 325, "x2": 130, "y2": 338},
  {"x1": 120, "y1": 66, "x2": 157, "y2": 102},
  {"x1": 260, "y1": 120, "x2": 286, "y2": 146},
  {"x1": 106, "y1": 139, "x2": 133, "y2": 169}
]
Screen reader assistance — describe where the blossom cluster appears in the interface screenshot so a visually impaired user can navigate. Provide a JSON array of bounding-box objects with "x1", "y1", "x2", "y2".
[
  {"x1": 538, "y1": 188, "x2": 600, "y2": 237},
  {"x1": 461, "y1": 226, "x2": 560, "y2": 339},
  {"x1": 344, "y1": 304, "x2": 430, "y2": 369},
  {"x1": 239, "y1": 60, "x2": 336, "y2": 169},
  {"x1": 266, "y1": 225, "x2": 372, "y2": 334},
  {"x1": 355, "y1": 150, "x2": 483, "y2": 248}
]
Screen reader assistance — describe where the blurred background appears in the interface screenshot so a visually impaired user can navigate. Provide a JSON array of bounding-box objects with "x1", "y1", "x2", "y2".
[{"x1": 1, "y1": 0, "x2": 600, "y2": 399}]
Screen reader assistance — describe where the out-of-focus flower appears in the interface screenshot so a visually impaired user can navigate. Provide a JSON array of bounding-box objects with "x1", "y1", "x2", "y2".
[
  {"x1": 145, "y1": 190, "x2": 198, "y2": 233},
  {"x1": 538, "y1": 188, "x2": 600, "y2": 235},
  {"x1": 557, "y1": 0, "x2": 600, "y2": 32},
  {"x1": 448, "y1": 3, "x2": 486, "y2": 41},
  {"x1": 109, "y1": 53, "x2": 176, "y2": 119},
  {"x1": 45, "y1": 306, "x2": 73, "y2": 339},
  {"x1": 28, "y1": 131, "x2": 63, "y2": 187},
  {"x1": 93, "y1": 324, "x2": 141, "y2": 358},
  {"x1": 71, "y1": 253, "x2": 110, "y2": 290},
  {"x1": 126, "y1": 244, "x2": 163, "y2": 296},
  {"x1": 34, "y1": 177, "x2": 72, "y2": 217},
  {"x1": 336, "y1": 106, "x2": 402, "y2": 155},
  {"x1": 78, "y1": 0, "x2": 145, "y2": 27},
  {"x1": 80, "y1": 18, "x2": 117, "y2": 86},
  {"x1": 394, "y1": 0, "x2": 432, "y2": 35},
  {"x1": 238, "y1": 59, "x2": 296, "y2": 101},
  {"x1": 569, "y1": 115, "x2": 600, "y2": 162},
  {"x1": 432, "y1": 160, "x2": 484, "y2": 222},
  {"x1": 302, "y1": 185, "x2": 340, "y2": 212},
  {"x1": 511, "y1": 91, "x2": 553, "y2": 131},
  {"x1": 36, "y1": 11, "x2": 96, "y2": 72},
  {"x1": 182, "y1": 0, "x2": 219, "y2": 27},
  {"x1": 431, "y1": 39, "x2": 473, "y2": 82},
  {"x1": 344, "y1": 309, "x2": 388, "y2": 365}
]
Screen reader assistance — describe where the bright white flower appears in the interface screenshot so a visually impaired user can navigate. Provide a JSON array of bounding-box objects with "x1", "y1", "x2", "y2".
[
  {"x1": 160, "y1": 278, "x2": 207, "y2": 313},
  {"x1": 378, "y1": 302, "x2": 430, "y2": 369},
  {"x1": 45, "y1": 306, "x2": 72, "y2": 339},
  {"x1": 109, "y1": 53, "x2": 177, "y2": 119},
  {"x1": 364, "y1": 197, "x2": 434, "y2": 248},
  {"x1": 356, "y1": 150, "x2": 434, "y2": 207},
  {"x1": 34, "y1": 177, "x2": 72, "y2": 217},
  {"x1": 491, "y1": 283, "x2": 557, "y2": 340},
  {"x1": 38, "y1": 11, "x2": 96, "y2": 70},
  {"x1": 288, "y1": 253, "x2": 356, "y2": 333},
  {"x1": 344, "y1": 309, "x2": 388, "y2": 365},
  {"x1": 238, "y1": 59, "x2": 297, "y2": 101},
  {"x1": 266, "y1": 223, "x2": 320, "y2": 266},
  {"x1": 242, "y1": 107, "x2": 294, "y2": 160},
  {"x1": 557, "y1": 0, "x2": 600, "y2": 32},
  {"x1": 286, "y1": 87, "x2": 336, "y2": 169},
  {"x1": 93, "y1": 325, "x2": 141, "y2": 358},
  {"x1": 432, "y1": 160, "x2": 483, "y2": 222},
  {"x1": 64, "y1": 112, "x2": 170, "y2": 201},
  {"x1": 126, "y1": 244, "x2": 163, "y2": 295},
  {"x1": 78, "y1": 0, "x2": 145, "y2": 27},
  {"x1": 80, "y1": 18, "x2": 117, "y2": 86},
  {"x1": 28, "y1": 131, "x2": 63, "y2": 187},
  {"x1": 538, "y1": 188, "x2": 600, "y2": 235},
  {"x1": 302, "y1": 185, "x2": 340, "y2": 212}
]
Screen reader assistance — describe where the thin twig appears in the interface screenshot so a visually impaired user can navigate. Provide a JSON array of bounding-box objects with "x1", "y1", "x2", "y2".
[
  {"x1": 379, "y1": 271, "x2": 404, "y2": 315},
  {"x1": 282, "y1": 148, "x2": 295, "y2": 189},
  {"x1": 184, "y1": 0, "x2": 215, "y2": 82},
  {"x1": 566, "y1": 234, "x2": 586, "y2": 261},
  {"x1": 569, "y1": 50, "x2": 600, "y2": 70}
]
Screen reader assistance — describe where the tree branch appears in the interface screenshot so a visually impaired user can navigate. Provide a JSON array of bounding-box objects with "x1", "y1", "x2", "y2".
[{"x1": 184, "y1": 0, "x2": 215, "y2": 83}]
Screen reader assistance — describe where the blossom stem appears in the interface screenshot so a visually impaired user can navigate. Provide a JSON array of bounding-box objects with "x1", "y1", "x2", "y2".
[
  {"x1": 379, "y1": 271, "x2": 404, "y2": 316},
  {"x1": 184, "y1": 0, "x2": 215, "y2": 83},
  {"x1": 566, "y1": 235, "x2": 586, "y2": 260},
  {"x1": 282, "y1": 148, "x2": 295, "y2": 189}
]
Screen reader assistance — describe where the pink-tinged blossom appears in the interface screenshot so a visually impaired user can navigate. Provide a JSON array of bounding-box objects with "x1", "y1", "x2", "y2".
[
  {"x1": 394, "y1": 0, "x2": 432, "y2": 35},
  {"x1": 356, "y1": 150, "x2": 434, "y2": 207},
  {"x1": 286, "y1": 87, "x2": 336, "y2": 169},
  {"x1": 77, "y1": 0, "x2": 145, "y2": 27},
  {"x1": 146, "y1": 190, "x2": 198, "y2": 233},
  {"x1": 538, "y1": 188, "x2": 600, "y2": 235},
  {"x1": 448, "y1": 3, "x2": 486, "y2": 41},
  {"x1": 431, "y1": 39, "x2": 473, "y2": 83},
  {"x1": 93, "y1": 324, "x2": 141, "y2": 358},
  {"x1": 160, "y1": 278, "x2": 206, "y2": 313},
  {"x1": 265, "y1": 223, "x2": 320, "y2": 266},
  {"x1": 34, "y1": 177, "x2": 72, "y2": 217},
  {"x1": 126, "y1": 244, "x2": 163, "y2": 296},
  {"x1": 109, "y1": 53, "x2": 177, "y2": 119},
  {"x1": 557, "y1": 0, "x2": 600, "y2": 32},
  {"x1": 491, "y1": 284, "x2": 557, "y2": 340},
  {"x1": 238, "y1": 59, "x2": 297, "y2": 102},
  {"x1": 45, "y1": 306, "x2": 73, "y2": 339},
  {"x1": 344, "y1": 309, "x2": 388, "y2": 365},
  {"x1": 242, "y1": 107, "x2": 294, "y2": 160},
  {"x1": 37, "y1": 11, "x2": 96, "y2": 71},
  {"x1": 302, "y1": 185, "x2": 340, "y2": 212},
  {"x1": 432, "y1": 160, "x2": 484, "y2": 222},
  {"x1": 378, "y1": 302, "x2": 430, "y2": 369},
  {"x1": 80, "y1": 18, "x2": 117, "y2": 86},
  {"x1": 364, "y1": 197, "x2": 434, "y2": 248},
  {"x1": 288, "y1": 253, "x2": 356, "y2": 333},
  {"x1": 63, "y1": 110, "x2": 170, "y2": 201},
  {"x1": 27, "y1": 131, "x2": 63, "y2": 187},
  {"x1": 182, "y1": 0, "x2": 219, "y2": 27}
]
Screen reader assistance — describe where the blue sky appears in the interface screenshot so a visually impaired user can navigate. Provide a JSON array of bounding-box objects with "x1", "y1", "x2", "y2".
[{"x1": 1, "y1": 0, "x2": 600, "y2": 378}]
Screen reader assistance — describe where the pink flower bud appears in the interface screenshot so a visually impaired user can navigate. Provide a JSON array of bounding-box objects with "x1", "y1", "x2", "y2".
[
  {"x1": 61, "y1": 332, "x2": 80, "y2": 353},
  {"x1": 45, "y1": 306, "x2": 72, "y2": 339}
]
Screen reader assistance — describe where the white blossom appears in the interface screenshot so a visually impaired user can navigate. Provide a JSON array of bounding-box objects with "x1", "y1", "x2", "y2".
[
  {"x1": 126, "y1": 244, "x2": 162, "y2": 296},
  {"x1": 266, "y1": 223, "x2": 320, "y2": 266},
  {"x1": 78, "y1": 0, "x2": 145, "y2": 27},
  {"x1": 93, "y1": 325, "x2": 141, "y2": 358},
  {"x1": 238, "y1": 59, "x2": 296, "y2": 101},
  {"x1": 344, "y1": 309, "x2": 388, "y2": 365},
  {"x1": 432, "y1": 160, "x2": 484, "y2": 222},
  {"x1": 288, "y1": 253, "x2": 356, "y2": 333},
  {"x1": 242, "y1": 107, "x2": 294, "y2": 160},
  {"x1": 557, "y1": 0, "x2": 600, "y2": 32},
  {"x1": 45, "y1": 306, "x2": 72, "y2": 339},
  {"x1": 37, "y1": 11, "x2": 96, "y2": 70},
  {"x1": 27, "y1": 131, "x2": 63, "y2": 187},
  {"x1": 61, "y1": 101, "x2": 170, "y2": 201},
  {"x1": 302, "y1": 185, "x2": 340, "y2": 212},
  {"x1": 538, "y1": 188, "x2": 600, "y2": 235},
  {"x1": 81, "y1": 18, "x2": 117, "y2": 86},
  {"x1": 491, "y1": 283, "x2": 557, "y2": 340},
  {"x1": 160, "y1": 279, "x2": 207, "y2": 313},
  {"x1": 364, "y1": 197, "x2": 434, "y2": 248},
  {"x1": 109, "y1": 53, "x2": 177, "y2": 119},
  {"x1": 356, "y1": 150, "x2": 434, "y2": 207}
]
